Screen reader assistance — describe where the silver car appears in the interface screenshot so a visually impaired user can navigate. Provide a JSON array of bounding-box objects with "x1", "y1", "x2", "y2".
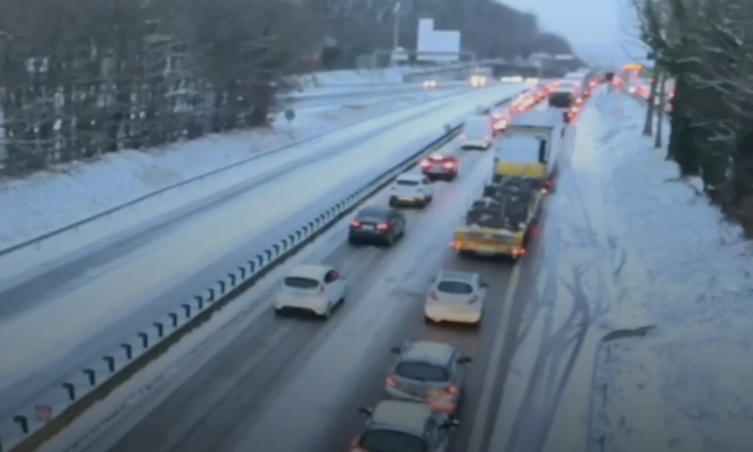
[
  {"x1": 385, "y1": 341, "x2": 472, "y2": 415},
  {"x1": 355, "y1": 400, "x2": 459, "y2": 452},
  {"x1": 424, "y1": 270, "x2": 487, "y2": 325}
]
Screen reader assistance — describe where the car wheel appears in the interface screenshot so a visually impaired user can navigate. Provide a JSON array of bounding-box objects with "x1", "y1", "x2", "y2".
[
  {"x1": 274, "y1": 308, "x2": 284, "y2": 317},
  {"x1": 389, "y1": 197, "x2": 397, "y2": 207},
  {"x1": 348, "y1": 237, "x2": 359, "y2": 245},
  {"x1": 426, "y1": 195, "x2": 433, "y2": 203}
]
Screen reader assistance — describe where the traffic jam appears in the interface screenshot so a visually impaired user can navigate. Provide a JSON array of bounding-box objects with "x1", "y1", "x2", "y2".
[{"x1": 274, "y1": 70, "x2": 604, "y2": 452}]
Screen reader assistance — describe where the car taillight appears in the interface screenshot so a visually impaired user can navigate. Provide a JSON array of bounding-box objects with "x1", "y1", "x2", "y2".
[
  {"x1": 376, "y1": 223, "x2": 390, "y2": 231},
  {"x1": 350, "y1": 439, "x2": 367, "y2": 452},
  {"x1": 446, "y1": 385, "x2": 459, "y2": 395},
  {"x1": 430, "y1": 292, "x2": 439, "y2": 301},
  {"x1": 513, "y1": 248, "x2": 526, "y2": 257},
  {"x1": 386, "y1": 376, "x2": 398, "y2": 387},
  {"x1": 469, "y1": 295, "x2": 479, "y2": 304},
  {"x1": 350, "y1": 220, "x2": 361, "y2": 228},
  {"x1": 420, "y1": 159, "x2": 431, "y2": 168},
  {"x1": 442, "y1": 162, "x2": 454, "y2": 169}
]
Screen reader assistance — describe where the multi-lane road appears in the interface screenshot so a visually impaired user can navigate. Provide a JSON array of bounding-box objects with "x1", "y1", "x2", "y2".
[
  {"x1": 0, "y1": 84, "x2": 527, "y2": 429},
  {"x1": 63, "y1": 106, "x2": 575, "y2": 452}
]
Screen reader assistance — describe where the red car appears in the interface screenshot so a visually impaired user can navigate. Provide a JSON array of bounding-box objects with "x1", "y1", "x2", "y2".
[{"x1": 420, "y1": 153, "x2": 458, "y2": 181}]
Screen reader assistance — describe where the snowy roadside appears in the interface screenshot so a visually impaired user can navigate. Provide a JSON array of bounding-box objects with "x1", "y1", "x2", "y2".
[
  {"x1": 585, "y1": 92, "x2": 753, "y2": 451},
  {"x1": 0, "y1": 91, "x2": 445, "y2": 250}
]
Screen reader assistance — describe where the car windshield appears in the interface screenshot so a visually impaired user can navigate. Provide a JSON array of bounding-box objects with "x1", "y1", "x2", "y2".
[
  {"x1": 360, "y1": 429, "x2": 426, "y2": 452},
  {"x1": 396, "y1": 179, "x2": 420, "y2": 186},
  {"x1": 283, "y1": 277, "x2": 319, "y2": 289},
  {"x1": 437, "y1": 281, "x2": 473, "y2": 294},
  {"x1": 395, "y1": 362, "x2": 449, "y2": 381}
]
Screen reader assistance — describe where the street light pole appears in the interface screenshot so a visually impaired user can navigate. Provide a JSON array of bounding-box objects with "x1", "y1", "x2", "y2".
[{"x1": 392, "y1": 2, "x2": 401, "y2": 50}]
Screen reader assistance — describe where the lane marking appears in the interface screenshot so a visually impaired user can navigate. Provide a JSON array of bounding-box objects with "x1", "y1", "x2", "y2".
[{"x1": 467, "y1": 263, "x2": 522, "y2": 452}]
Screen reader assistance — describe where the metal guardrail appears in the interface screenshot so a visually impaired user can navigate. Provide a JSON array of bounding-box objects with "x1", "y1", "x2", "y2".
[
  {"x1": 0, "y1": 86, "x2": 475, "y2": 259},
  {"x1": 0, "y1": 90, "x2": 522, "y2": 452}
]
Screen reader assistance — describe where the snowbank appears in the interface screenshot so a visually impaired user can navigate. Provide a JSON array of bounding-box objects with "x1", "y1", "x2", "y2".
[
  {"x1": 0, "y1": 92, "x2": 436, "y2": 250},
  {"x1": 588, "y1": 91, "x2": 753, "y2": 451}
]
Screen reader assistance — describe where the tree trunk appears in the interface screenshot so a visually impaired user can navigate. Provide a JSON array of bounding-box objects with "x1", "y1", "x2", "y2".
[
  {"x1": 643, "y1": 68, "x2": 660, "y2": 136},
  {"x1": 654, "y1": 71, "x2": 666, "y2": 148}
]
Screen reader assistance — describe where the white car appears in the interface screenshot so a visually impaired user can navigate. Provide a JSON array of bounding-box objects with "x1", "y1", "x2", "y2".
[
  {"x1": 274, "y1": 264, "x2": 347, "y2": 318},
  {"x1": 389, "y1": 173, "x2": 434, "y2": 207},
  {"x1": 423, "y1": 80, "x2": 438, "y2": 90},
  {"x1": 424, "y1": 270, "x2": 487, "y2": 325},
  {"x1": 460, "y1": 115, "x2": 493, "y2": 150}
]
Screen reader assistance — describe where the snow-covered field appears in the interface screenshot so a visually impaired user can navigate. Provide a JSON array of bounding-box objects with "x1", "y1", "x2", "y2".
[
  {"x1": 0, "y1": 90, "x2": 454, "y2": 251},
  {"x1": 0, "y1": 85, "x2": 520, "y2": 407},
  {"x1": 583, "y1": 92, "x2": 753, "y2": 451}
]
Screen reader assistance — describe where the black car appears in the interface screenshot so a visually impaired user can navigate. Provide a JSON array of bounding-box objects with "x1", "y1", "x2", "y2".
[
  {"x1": 349, "y1": 205, "x2": 406, "y2": 246},
  {"x1": 352, "y1": 400, "x2": 459, "y2": 452}
]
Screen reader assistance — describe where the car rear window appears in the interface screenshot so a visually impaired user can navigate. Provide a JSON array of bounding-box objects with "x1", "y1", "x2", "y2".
[
  {"x1": 283, "y1": 277, "x2": 319, "y2": 289},
  {"x1": 437, "y1": 281, "x2": 473, "y2": 294},
  {"x1": 395, "y1": 362, "x2": 449, "y2": 382},
  {"x1": 361, "y1": 430, "x2": 426, "y2": 452},
  {"x1": 549, "y1": 92, "x2": 574, "y2": 108},
  {"x1": 396, "y1": 179, "x2": 420, "y2": 186}
]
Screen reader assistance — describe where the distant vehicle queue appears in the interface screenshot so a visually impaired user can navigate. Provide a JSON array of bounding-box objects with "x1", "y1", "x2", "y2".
[{"x1": 272, "y1": 73, "x2": 605, "y2": 452}]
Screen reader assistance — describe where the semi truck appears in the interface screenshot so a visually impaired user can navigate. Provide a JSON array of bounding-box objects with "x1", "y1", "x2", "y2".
[{"x1": 451, "y1": 111, "x2": 563, "y2": 260}]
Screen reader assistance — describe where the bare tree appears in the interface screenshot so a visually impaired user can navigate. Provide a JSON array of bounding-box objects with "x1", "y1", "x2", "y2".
[{"x1": 634, "y1": 0, "x2": 753, "y2": 232}]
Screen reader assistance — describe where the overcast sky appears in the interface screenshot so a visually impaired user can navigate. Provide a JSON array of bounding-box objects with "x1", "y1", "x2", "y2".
[{"x1": 499, "y1": 0, "x2": 646, "y2": 65}]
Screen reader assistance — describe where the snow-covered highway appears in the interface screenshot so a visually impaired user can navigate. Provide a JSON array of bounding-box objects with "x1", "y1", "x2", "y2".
[
  {"x1": 35, "y1": 86, "x2": 751, "y2": 452},
  {"x1": 0, "y1": 84, "x2": 525, "y2": 423}
]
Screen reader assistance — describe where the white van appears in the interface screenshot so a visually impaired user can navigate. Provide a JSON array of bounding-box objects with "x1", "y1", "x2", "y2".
[
  {"x1": 389, "y1": 173, "x2": 434, "y2": 208},
  {"x1": 460, "y1": 115, "x2": 492, "y2": 150}
]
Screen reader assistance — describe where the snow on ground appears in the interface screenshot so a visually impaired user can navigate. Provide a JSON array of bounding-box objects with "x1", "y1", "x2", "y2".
[
  {"x1": 585, "y1": 91, "x2": 753, "y2": 451},
  {"x1": 0, "y1": 92, "x2": 438, "y2": 250},
  {"x1": 295, "y1": 65, "x2": 460, "y2": 88},
  {"x1": 0, "y1": 85, "x2": 513, "y2": 397}
]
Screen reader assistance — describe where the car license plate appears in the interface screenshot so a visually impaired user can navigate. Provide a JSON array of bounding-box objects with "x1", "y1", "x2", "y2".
[
  {"x1": 448, "y1": 307, "x2": 466, "y2": 313},
  {"x1": 362, "y1": 225, "x2": 375, "y2": 230}
]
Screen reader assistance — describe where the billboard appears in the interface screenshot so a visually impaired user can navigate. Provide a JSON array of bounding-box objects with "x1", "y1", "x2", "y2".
[{"x1": 417, "y1": 19, "x2": 460, "y2": 62}]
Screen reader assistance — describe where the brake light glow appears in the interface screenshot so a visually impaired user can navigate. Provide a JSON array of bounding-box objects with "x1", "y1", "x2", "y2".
[
  {"x1": 350, "y1": 220, "x2": 361, "y2": 228},
  {"x1": 350, "y1": 439, "x2": 367, "y2": 452},
  {"x1": 386, "y1": 376, "x2": 398, "y2": 387},
  {"x1": 430, "y1": 291, "x2": 440, "y2": 301},
  {"x1": 513, "y1": 248, "x2": 527, "y2": 257},
  {"x1": 376, "y1": 223, "x2": 390, "y2": 231},
  {"x1": 420, "y1": 159, "x2": 431, "y2": 168},
  {"x1": 469, "y1": 295, "x2": 479, "y2": 304},
  {"x1": 446, "y1": 385, "x2": 459, "y2": 395},
  {"x1": 442, "y1": 162, "x2": 454, "y2": 169}
]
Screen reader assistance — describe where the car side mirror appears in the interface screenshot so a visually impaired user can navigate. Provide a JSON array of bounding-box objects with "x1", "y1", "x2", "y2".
[
  {"x1": 390, "y1": 346, "x2": 401, "y2": 354},
  {"x1": 358, "y1": 407, "x2": 373, "y2": 416},
  {"x1": 458, "y1": 356, "x2": 472, "y2": 364}
]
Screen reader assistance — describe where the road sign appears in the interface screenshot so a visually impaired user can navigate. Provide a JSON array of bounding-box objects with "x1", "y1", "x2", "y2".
[{"x1": 35, "y1": 404, "x2": 53, "y2": 422}]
